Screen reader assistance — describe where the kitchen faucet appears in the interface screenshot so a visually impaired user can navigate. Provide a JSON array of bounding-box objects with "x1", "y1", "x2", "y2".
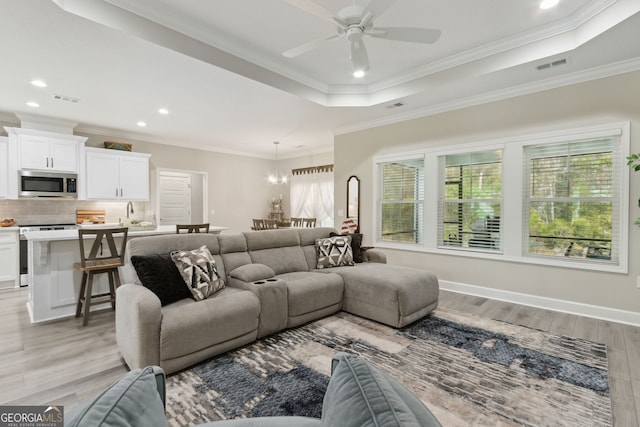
[{"x1": 126, "y1": 201, "x2": 134, "y2": 219}]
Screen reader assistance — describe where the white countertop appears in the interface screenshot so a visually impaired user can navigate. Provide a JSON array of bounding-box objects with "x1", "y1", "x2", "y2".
[
  {"x1": 0, "y1": 226, "x2": 19, "y2": 232},
  {"x1": 22, "y1": 225, "x2": 228, "y2": 241}
]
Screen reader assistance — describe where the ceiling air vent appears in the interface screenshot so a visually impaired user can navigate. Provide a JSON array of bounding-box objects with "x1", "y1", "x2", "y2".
[
  {"x1": 536, "y1": 58, "x2": 567, "y2": 71},
  {"x1": 385, "y1": 101, "x2": 405, "y2": 109},
  {"x1": 53, "y1": 94, "x2": 80, "y2": 103}
]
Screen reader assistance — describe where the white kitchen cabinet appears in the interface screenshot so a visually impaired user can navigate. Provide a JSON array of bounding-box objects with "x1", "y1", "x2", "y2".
[
  {"x1": 5, "y1": 127, "x2": 86, "y2": 173},
  {"x1": 0, "y1": 228, "x2": 19, "y2": 289},
  {"x1": 85, "y1": 148, "x2": 151, "y2": 200},
  {"x1": 0, "y1": 137, "x2": 7, "y2": 198}
]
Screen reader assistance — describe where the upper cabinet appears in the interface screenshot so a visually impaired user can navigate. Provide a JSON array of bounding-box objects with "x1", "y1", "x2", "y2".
[
  {"x1": 84, "y1": 147, "x2": 151, "y2": 201},
  {"x1": 0, "y1": 137, "x2": 8, "y2": 198},
  {"x1": 5, "y1": 127, "x2": 86, "y2": 173}
]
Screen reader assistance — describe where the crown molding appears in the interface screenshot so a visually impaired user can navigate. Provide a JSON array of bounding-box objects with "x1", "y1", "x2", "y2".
[{"x1": 334, "y1": 57, "x2": 640, "y2": 136}]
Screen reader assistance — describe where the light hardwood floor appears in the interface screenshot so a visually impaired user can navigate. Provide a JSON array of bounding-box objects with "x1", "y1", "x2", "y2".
[{"x1": 0, "y1": 287, "x2": 638, "y2": 426}]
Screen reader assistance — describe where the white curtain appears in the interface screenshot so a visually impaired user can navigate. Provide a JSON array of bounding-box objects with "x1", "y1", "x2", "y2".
[{"x1": 290, "y1": 171, "x2": 334, "y2": 227}]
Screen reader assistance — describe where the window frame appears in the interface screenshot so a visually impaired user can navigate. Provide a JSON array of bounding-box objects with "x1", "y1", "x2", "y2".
[
  {"x1": 437, "y1": 148, "x2": 503, "y2": 254},
  {"x1": 374, "y1": 154, "x2": 425, "y2": 247},
  {"x1": 372, "y1": 122, "x2": 629, "y2": 273}
]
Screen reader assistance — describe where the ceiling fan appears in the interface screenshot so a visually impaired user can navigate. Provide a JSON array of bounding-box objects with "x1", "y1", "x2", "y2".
[{"x1": 283, "y1": 0, "x2": 441, "y2": 76}]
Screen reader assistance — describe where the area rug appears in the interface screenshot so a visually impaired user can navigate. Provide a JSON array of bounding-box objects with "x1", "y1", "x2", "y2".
[{"x1": 165, "y1": 309, "x2": 611, "y2": 426}]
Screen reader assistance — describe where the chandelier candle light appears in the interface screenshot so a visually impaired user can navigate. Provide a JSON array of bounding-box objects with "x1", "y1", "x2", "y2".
[{"x1": 268, "y1": 141, "x2": 288, "y2": 185}]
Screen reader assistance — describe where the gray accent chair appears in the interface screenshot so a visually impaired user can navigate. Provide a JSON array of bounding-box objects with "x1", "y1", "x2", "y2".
[
  {"x1": 65, "y1": 353, "x2": 442, "y2": 427},
  {"x1": 117, "y1": 228, "x2": 439, "y2": 374}
]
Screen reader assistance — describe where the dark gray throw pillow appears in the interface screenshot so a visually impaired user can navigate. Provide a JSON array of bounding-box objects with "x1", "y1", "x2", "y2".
[
  {"x1": 331, "y1": 232, "x2": 363, "y2": 263},
  {"x1": 131, "y1": 254, "x2": 192, "y2": 306}
]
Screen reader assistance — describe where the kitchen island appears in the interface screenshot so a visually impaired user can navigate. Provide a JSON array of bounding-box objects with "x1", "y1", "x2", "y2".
[{"x1": 23, "y1": 225, "x2": 227, "y2": 323}]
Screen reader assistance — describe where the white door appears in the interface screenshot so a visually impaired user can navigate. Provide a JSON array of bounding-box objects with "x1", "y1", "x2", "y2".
[{"x1": 158, "y1": 172, "x2": 191, "y2": 225}]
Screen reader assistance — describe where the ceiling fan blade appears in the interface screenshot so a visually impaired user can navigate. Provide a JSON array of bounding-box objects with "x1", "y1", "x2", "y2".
[
  {"x1": 364, "y1": 0, "x2": 396, "y2": 19},
  {"x1": 283, "y1": 33, "x2": 341, "y2": 58},
  {"x1": 350, "y1": 39, "x2": 369, "y2": 72},
  {"x1": 368, "y1": 27, "x2": 441, "y2": 44}
]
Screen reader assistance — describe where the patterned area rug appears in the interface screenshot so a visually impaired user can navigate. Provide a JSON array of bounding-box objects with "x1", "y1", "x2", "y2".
[{"x1": 165, "y1": 309, "x2": 611, "y2": 426}]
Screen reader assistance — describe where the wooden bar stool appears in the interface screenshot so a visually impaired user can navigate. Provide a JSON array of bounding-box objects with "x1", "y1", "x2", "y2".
[
  {"x1": 176, "y1": 223, "x2": 210, "y2": 233},
  {"x1": 74, "y1": 227, "x2": 128, "y2": 326}
]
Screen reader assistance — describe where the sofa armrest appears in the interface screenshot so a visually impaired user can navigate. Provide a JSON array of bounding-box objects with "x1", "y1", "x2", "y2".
[
  {"x1": 363, "y1": 248, "x2": 387, "y2": 263},
  {"x1": 65, "y1": 366, "x2": 169, "y2": 427},
  {"x1": 116, "y1": 284, "x2": 162, "y2": 370},
  {"x1": 229, "y1": 263, "x2": 276, "y2": 282}
]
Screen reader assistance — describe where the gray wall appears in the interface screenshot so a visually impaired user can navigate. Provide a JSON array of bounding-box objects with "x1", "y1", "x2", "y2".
[{"x1": 334, "y1": 70, "x2": 640, "y2": 316}]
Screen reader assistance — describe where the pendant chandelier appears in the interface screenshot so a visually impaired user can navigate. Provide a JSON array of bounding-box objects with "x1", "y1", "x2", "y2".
[{"x1": 268, "y1": 141, "x2": 288, "y2": 185}]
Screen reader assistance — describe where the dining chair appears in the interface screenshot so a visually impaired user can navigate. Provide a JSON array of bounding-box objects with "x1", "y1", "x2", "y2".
[
  {"x1": 74, "y1": 227, "x2": 128, "y2": 326},
  {"x1": 176, "y1": 223, "x2": 210, "y2": 233},
  {"x1": 264, "y1": 219, "x2": 278, "y2": 229},
  {"x1": 290, "y1": 217, "x2": 303, "y2": 227},
  {"x1": 302, "y1": 218, "x2": 317, "y2": 228},
  {"x1": 252, "y1": 219, "x2": 266, "y2": 230}
]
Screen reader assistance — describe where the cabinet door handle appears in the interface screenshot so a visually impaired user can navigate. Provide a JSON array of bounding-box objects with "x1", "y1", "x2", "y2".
[
  {"x1": 51, "y1": 157, "x2": 53, "y2": 168},
  {"x1": 120, "y1": 188, "x2": 123, "y2": 197},
  {"x1": 46, "y1": 157, "x2": 49, "y2": 168},
  {"x1": 116, "y1": 188, "x2": 119, "y2": 197}
]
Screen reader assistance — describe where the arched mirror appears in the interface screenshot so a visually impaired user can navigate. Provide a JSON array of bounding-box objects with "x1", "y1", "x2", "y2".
[{"x1": 347, "y1": 175, "x2": 360, "y2": 231}]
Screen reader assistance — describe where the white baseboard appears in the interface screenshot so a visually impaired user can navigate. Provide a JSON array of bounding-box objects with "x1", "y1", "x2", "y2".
[{"x1": 440, "y1": 280, "x2": 640, "y2": 327}]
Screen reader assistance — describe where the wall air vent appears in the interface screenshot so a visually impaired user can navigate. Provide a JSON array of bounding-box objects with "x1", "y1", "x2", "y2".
[
  {"x1": 536, "y1": 58, "x2": 567, "y2": 71},
  {"x1": 385, "y1": 101, "x2": 405, "y2": 109},
  {"x1": 53, "y1": 94, "x2": 80, "y2": 103}
]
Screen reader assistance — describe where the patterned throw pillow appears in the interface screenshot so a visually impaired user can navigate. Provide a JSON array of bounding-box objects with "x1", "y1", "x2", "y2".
[
  {"x1": 316, "y1": 236, "x2": 355, "y2": 269},
  {"x1": 170, "y1": 246, "x2": 225, "y2": 300},
  {"x1": 331, "y1": 232, "x2": 363, "y2": 263}
]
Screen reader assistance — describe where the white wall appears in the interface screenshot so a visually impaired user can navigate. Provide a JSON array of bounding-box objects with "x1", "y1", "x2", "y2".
[{"x1": 334, "y1": 70, "x2": 640, "y2": 320}]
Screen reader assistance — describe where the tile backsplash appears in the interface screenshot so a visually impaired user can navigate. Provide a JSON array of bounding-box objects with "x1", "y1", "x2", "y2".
[{"x1": 0, "y1": 199, "x2": 152, "y2": 225}]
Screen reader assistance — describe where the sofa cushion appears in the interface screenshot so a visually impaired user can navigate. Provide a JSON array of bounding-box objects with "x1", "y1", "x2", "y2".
[
  {"x1": 131, "y1": 254, "x2": 192, "y2": 306},
  {"x1": 315, "y1": 236, "x2": 354, "y2": 269},
  {"x1": 321, "y1": 353, "x2": 442, "y2": 427},
  {"x1": 277, "y1": 271, "x2": 344, "y2": 317},
  {"x1": 160, "y1": 287, "x2": 259, "y2": 360},
  {"x1": 171, "y1": 246, "x2": 225, "y2": 300},
  {"x1": 65, "y1": 366, "x2": 169, "y2": 427}
]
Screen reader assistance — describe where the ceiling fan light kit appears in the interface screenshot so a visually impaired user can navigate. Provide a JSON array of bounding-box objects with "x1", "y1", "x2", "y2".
[{"x1": 283, "y1": 0, "x2": 441, "y2": 77}]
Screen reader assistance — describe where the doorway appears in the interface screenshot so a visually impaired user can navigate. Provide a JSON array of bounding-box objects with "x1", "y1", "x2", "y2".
[{"x1": 156, "y1": 169, "x2": 208, "y2": 226}]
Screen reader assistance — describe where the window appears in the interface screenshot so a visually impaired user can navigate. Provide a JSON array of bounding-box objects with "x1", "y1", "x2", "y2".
[
  {"x1": 377, "y1": 157, "x2": 424, "y2": 244},
  {"x1": 373, "y1": 122, "x2": 628, "y2": 272},
  {"x1": 523, "y1": 138, "x2": 620, "y2": 264},
  {"x1": 438, "y1": 150, "x2": 502, "y2": 251},
  {"x1": 290, "y1": 167, "x2": 334, "y2": 227}
]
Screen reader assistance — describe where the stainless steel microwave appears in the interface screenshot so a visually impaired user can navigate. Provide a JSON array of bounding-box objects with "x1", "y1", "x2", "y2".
[{"x1": 19, "y1": 170, "x2": 77, "y2": 198}]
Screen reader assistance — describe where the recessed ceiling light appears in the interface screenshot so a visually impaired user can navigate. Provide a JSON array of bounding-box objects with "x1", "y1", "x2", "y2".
[
  {"x1": 136, "y1": 121, "x2": 147, "y2": 127},
  {"x1": 26, "y1": 101, "x2": 40, "y2": 108},
  {"x1": 30, "y1": 79, "x2": 47, "y2": 88},
  {"x1": 353, "y1": 69, "x2": 366, "y2": 78},
  {"x1": 540, "y1": 0, "x2": 559, "y2": 9},
  {"x1": 158, "y1": 108, "x2": 169, "y2": 115}
]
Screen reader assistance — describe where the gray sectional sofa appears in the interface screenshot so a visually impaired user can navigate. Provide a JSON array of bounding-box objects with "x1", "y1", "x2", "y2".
[{"x1": 116, "y1": 227, "x2": 439, "y2": 374}]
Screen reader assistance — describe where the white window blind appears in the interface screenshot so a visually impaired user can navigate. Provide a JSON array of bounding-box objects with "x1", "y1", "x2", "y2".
[
  {"x1": 376, "y1": 157, "x2": 424, "y2": 244},
  {"x1": 523, "y1": 137, "x2": 620, "y2": 264},
  {"x1": 438, "y1": 150, "x2": 502, "y2": 252}
]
